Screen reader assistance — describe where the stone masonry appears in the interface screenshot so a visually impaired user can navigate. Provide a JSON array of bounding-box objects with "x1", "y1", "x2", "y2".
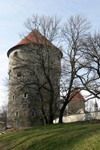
[{"x1": 7, "y1": 29, "x2": 62, "y2": 128}]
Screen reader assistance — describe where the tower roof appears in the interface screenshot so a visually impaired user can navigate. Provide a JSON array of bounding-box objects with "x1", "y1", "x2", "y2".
[
  {"x1": 7, "y1": 29, "x2": 56, "y2": 57},
  {"x1": 15, "y1": 29, "x2": 55, "y2": 47},
  {"x1": 69, "y1": 89, "x2": 85, "y2": 101}
]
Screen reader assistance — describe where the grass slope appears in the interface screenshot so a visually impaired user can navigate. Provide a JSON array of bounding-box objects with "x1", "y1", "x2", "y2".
[{"x1": 0, "y1": 122, "x2": 100, "y2": 150}]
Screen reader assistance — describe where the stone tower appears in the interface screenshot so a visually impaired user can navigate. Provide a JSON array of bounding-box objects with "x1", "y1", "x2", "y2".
[{"x1": 7, "y1": 29, "x2": 62, "y2": 128}]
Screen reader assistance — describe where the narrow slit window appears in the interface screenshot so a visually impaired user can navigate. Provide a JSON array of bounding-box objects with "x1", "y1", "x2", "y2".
[
  {"x1": 16, "y1": 112, "x2": 19, "y2": 117},
  {"x1": 32, "y1": 112, "x2": 34, "y2": 117},
  {"x1": 13, "y1": 95, "x2": 15, "y2": 100},
  {"x1": 23, "y1": 93, "x2": 28, "y2": 98}
]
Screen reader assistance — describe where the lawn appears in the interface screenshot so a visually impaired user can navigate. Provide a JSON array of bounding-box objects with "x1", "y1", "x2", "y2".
[{"x1": 0, "y1": 121, "x2": 100, "y2": 150}]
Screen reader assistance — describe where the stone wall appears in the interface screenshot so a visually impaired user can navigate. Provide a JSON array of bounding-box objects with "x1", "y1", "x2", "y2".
[
  {"x1": 53, "y1": 111, "x2": 100, "y2": 123},
  {"x1": 7, "y1": 44, "x2": 62, "y2": 128}
]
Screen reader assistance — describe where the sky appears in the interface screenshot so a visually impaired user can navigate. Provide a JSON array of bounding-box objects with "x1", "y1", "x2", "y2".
[{"x1": 0, "y1": 0, "x2": 100, "y2": 108}]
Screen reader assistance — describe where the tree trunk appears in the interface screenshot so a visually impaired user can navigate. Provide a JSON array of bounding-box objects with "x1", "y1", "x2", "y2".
[
  {"x1": 59, "y1": 103, "x2": 67, "y2": 123},
  {"x1": 59, "y1": 109, "x2": 63, "y2": 123},
  {"x1": 49, "y1": 114, "x2": 53, "y2": 124},
  {"x1": 41, "y1": 108, "x2": 48, "y2": 125}
]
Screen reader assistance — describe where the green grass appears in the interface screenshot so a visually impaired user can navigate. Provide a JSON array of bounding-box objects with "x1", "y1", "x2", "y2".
[{"x1": 0, "y1": 122, "x2": 100, "y2": 150}]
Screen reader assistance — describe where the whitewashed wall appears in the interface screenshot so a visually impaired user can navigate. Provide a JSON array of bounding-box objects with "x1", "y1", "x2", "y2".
[{"x1": 53, "y1": 111, "x2": 100, "y2": 123}]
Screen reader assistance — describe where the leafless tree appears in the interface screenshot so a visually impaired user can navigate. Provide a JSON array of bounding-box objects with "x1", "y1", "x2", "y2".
[
  {"x1": 8, "y1": 14, "x2": 99, "y2": 126},
  {"x1": 78, "y1": 32, "x2": 100, "y2": 100},
  {"x1": 0, "y1": 104, "x2": 7, "y2": 127},
  {"x1": 23, "y1": 14, "x2": 61, "y2": 44},
  {"x1": 59, "y1": 15, "x2": 91, "y2": 123}
]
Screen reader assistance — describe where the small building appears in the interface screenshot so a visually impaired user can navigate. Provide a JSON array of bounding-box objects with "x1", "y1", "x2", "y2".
[{"x1": 64, "y1": 88, "x2": 85, "y2": 115}]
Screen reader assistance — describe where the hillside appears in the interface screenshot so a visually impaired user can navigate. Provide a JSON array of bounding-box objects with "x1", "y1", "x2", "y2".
[{"x1": 0, "y1": 122, "x2": 100, "y2": 150}]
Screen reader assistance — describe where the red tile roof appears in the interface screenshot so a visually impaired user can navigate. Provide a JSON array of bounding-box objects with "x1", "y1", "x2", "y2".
[
  {"x1": 69, "y1": 89, "x2": 85, "y2": 101},
  {"x1": 15, "y1": 29, "x2": 55, "y2": 47},
  {"x1": 7, "y1": 29, "x2": 63, "y2": 57}
]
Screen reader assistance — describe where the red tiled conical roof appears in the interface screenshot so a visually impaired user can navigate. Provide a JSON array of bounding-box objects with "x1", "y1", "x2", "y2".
[
  {"x1": 7, "y1": 29, "x2": 62, "y2": 57},
  {"x1": 69, "y1": 89, "x2": 85, "y2": 101},
  {"x1": 15, "y1": 29, "x2": 55, "y2": 47}
]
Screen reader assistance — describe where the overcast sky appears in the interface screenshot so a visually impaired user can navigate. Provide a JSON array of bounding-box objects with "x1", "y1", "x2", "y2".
[{"x1": 0, "y1": 0, "x2": 100, "y2": 107}]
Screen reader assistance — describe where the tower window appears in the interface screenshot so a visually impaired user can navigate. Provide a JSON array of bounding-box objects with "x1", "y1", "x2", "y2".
[
  {"x1": 32, "y1": 112, "x2": 34, "y2": 117},
  {"x1": 13, "y1": 95, "x2": 15, "y2": 100},
  {"x1": 17, "y1": 72, "x2": 21, "y2": 77},
  {"x1": 16, "y1": 112, "x2": 19, "y2": 117},
  {"x1": 23, "y1": 93, "x2": 28, "y2": 98},
  {"x1": 14, "y1": 51, "x2": 18, "y2": 57}
]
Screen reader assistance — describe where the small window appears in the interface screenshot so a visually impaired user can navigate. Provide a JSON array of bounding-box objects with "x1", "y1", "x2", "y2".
[
  {"x1": 17, "y1": 72, "x2": 21, "y2": 77},
  {"x1": 16, "y1": 112, "x2": 19, "y2": 117},
  {"x1": 13, "y1": 95, "x2": 15, "y2": 100},
  {"x1": 14, "y1": 51, "x2": 18, "y2": 57},
  {"x1": 32, "y1": 112, "x2": 34, "y2": 117},
  {"x1": 23, "y1": 93, "x2": 28, "y2": 98}
]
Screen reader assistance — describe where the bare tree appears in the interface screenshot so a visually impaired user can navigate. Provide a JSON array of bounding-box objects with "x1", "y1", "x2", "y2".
[
  {"x1": 0, "y1": 104, "x2": 7, "y2": 127},
  {"x1": 23, "y1": 14, "x2": 61, "y2": 44},
  {"x1": 8, "y1": 14, "x2": 97, "y2": 126},
  {"x1": 59, "y1": 15, "x2": 91, "y2": 123},
  {"x1": 78, "y1": 32, "x2": 100, "y2": 100}
]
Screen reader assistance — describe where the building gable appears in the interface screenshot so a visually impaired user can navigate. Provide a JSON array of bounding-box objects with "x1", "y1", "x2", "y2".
[{"x1": 69, "y1": 89, "x2": 85, "y2": 101}]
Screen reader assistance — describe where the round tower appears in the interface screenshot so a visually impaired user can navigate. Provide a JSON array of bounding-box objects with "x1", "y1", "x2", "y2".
[{"x1": 7, "y1": 29, "x2": 62, "y2": 128}]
